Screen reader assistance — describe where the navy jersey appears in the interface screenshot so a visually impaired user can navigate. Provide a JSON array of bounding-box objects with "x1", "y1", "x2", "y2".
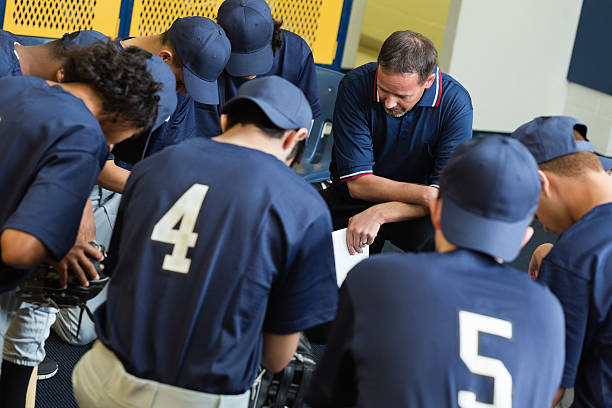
[
  {"x1": 308, "y1": 250, "x2": 565, "y2": 408},
  {"x1": 218, "y1": 30, "x2": 320, "y2": 118},
  {"x1": 329, "y1": 63, "x2": 473, "y2": 187},
  {"x1": 538, "y1": 202, "x2": 612, "y2": 407},
  {"x1": 0, "y1": 29, "x2": 22, "y2": 77},
  {"x1": 96, "y1": 137, "x2": 338, "y2": 394},
  {"x1": 114, "y1": 93, "x2": 220, "y2": 168},
  {"x1": 0, "y1": 76, "x2": 108, "y2": 292}
]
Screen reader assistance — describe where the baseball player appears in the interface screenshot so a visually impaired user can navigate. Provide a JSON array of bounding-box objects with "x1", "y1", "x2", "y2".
[
  {"x1": 72, "y1": 76, "x2": 338, "y2": 407},
  {"x1": 307, "y1": 135, "x2": 565, "y2": 407},
  {"x1": 0, "y1": 43, "x2": 160, "y2": 407},
  {"x1": 0, "y1": 29, "x2": 177, "y2": 388},
  {"x1": 216, "y1": 0, "x2": 320, "y2": 118},
  {"x1": 512, "y1": 116, "x2": 612, "y2": 407}
]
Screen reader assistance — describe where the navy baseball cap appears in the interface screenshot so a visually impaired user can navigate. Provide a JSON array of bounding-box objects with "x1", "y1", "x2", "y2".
[
  {"x1": 510, "y1": 116, "x2": 590, "y2": 163},
  {"x1": 217, "y1": 0, "x2": 274, "y2": 77},
  {"x1": 168, "y1": 17, "x2": 230, "y2": 104},
  {"x1": 61, "y1": 30, "x2": 109, "y2": 47},
  {"x1": 145, "y1": 54, "x2": 177, "y2": 131},
  {"x1": 222, "y1": 75, "x2": 312, "y2": 129},
  {"x1": 439, "y1": 135, "x2": 541, "y2": 262}
]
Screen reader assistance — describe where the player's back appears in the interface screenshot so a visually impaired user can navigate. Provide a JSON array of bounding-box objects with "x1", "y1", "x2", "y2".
[
  {"x1": 97, "y1": 136, "x2": 335, "y2": 394},
  {"x1": 343, "y1": 249, "x2": 565, "y2": 407}
]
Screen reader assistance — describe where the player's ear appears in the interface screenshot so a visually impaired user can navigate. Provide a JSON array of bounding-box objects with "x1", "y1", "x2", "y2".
[
  {"x1": 538, "y1": 170, "x2": 552, "y2": 198},
  {"x1": 220, "y1": 114, "x2": 228, "y2": 133},
  {"x1": 158, "y1": 49, "x2": 173, "y2": 65},
  {"x1": 55, "y1": 68, "x2": 65, "y2": 83},
  {"x1": 520, "y1": 225, "x2": 535, "y2": 248},
  {"x1": 282, "y1": 128, "x2": 307, "y2": 151}
]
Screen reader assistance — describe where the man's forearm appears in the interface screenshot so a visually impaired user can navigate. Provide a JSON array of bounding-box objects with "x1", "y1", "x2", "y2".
[
  {"x1": 97, "y1": 160, "x2": 130, "y2": 194},
  {"x1": 346, "y1": 174, "x2": 437, "y2": 208},
  {"x1": 1, "y1": 229, "x2": 49, "y2": 269}
]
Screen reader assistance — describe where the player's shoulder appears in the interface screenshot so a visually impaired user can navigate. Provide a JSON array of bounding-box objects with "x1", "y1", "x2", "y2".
[
  {"x1": 0, "y1": 29, "x2": 18, "y2": 45},
  {"x1": 547, "y1": 202, "x2": 612, "y2": 274},
  {"x1": 280, "y1": 30, "x2": 312, "y2": 56},
  {"x1": 0, "y1": 76, "x2": 100, "y2": 134}
]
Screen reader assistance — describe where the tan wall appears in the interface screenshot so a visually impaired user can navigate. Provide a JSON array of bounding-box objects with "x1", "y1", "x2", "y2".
[{"x1": 356, "y1": 0, "x2": 451, "y2": 67}]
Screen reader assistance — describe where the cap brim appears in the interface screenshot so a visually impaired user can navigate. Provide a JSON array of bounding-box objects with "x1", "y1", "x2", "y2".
[
  {"x1": 183, "y1": 67, "x2": 219, "y2": 105},
  {"x1": 441, "y1": 196, "x2": 533, "y2": 262},
  {"x1": 222, "y1": 95, "x2": 300, "y2": 129},
  {"x1": 224, "y1": 44, "x2": 274, "y2": 77}
]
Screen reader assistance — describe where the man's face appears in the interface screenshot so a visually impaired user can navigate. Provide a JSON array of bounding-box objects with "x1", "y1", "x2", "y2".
[{"x1": 376, "y1": 67, "x2": 433, "y2": 118}]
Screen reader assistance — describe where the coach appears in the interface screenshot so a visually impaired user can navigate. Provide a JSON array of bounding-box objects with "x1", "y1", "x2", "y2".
[{"x1": 322, "y1": 30, "x2": 473, "y2": 254}]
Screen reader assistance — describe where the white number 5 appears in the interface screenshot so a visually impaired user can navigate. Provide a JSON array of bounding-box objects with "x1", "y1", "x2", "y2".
[
  {"x1": 458, "y1": 310, "x2": 513, "y2": 408},
  {"x1": 151, "y1": 184, "x2": 209, "y2": 274}
]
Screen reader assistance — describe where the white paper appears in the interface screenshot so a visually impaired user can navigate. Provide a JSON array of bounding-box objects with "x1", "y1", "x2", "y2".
[{"x1": 332, "y1": 228, "x2": 369, "y2": 287}]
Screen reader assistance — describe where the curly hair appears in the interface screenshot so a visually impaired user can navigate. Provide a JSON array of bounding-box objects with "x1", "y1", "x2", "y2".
[
  {"x1": 61, "y1": 43, "x2": 161, "y2": 131},
  {"x1": 272, "y1": 19, "x2": 284, "y2": 55}
]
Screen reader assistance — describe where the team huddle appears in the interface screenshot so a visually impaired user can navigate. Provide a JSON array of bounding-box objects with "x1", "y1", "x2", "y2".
[{"x1": 0, "y1": 0, "x2": 611, "y2": 407}]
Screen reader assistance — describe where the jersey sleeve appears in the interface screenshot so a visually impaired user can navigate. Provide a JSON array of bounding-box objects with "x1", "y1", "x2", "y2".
[
  {"x1": 430, "y1": 90, "x2": 474, "y2": 185},
  {"x1": 429, "y1": 90, "x2": 473, "y2": 185},
  {"x1": 538, "y1": 259, "x2": 590, "y2": 388},
  {"x1": 306, "y1": 283, "x2": 358, "y2": 407},
  {"x1": 263, "y1": 212, "x2": 338, "y2": 334},
  {"x1": 2, "y1": 144, "x2": 105, "y2": 260},
  {"x1": 331, "y1": 76, "x2": 375, "y2": 181}
]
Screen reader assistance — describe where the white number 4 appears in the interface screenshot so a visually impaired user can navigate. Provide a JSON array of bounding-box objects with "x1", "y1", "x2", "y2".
[
  {"x1": 151, "y1": 184, "x2": 209, "y2": 274},
  {"x1": 458, "y1": 310, "x2": 513, "y2": 408}
]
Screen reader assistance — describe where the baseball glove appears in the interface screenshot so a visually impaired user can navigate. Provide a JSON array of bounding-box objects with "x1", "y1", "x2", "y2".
[
  {"x1": 17, "y1": 241, "x2": 109, "y2": 309},
  {"x1": 249, "y1": 335, "x2": 317, "y2": 408}
]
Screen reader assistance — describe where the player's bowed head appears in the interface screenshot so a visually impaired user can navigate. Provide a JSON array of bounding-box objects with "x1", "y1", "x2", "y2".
[
  {"x1": 216, "y1": 75, "x2": 312, "y2": 167},
  {"x1": 431, "y1": 135, "x2": 540, "y2": 263},
  {"x1": 57, "y1": 42, "x2": 162, "y2": 146}
]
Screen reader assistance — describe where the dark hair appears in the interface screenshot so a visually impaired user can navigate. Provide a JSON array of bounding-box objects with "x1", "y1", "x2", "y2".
[
  {"x1": 539, "y1": 152, "x2": 603, "y2": 177},
  {"x1": 224, "y1": 99, "x2": 288, "y2": 139},
  {"x1": 160, "y1": 30, "x2": 183, "y2": 67},
  {"x1": 377, "y1": 30, "x2": 438, "y2": 84},
  {"x1": 224, "y1": 99, "x2": 305, "y2": 165},
  {"x1": 61, "y1": 43, "x2": 161, "y2": 131},
  {"x1": 272, "y1": 19, "x2": 283, "y2": 54}
]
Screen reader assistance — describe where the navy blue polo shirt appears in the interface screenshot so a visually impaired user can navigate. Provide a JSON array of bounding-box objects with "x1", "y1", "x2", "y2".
[
  {"x1": 217, "y1": 30, "x2": 320, "y2": 118},
  {"x1": 537, "y1": 202, "x2": 612, "y2": 407},
  {"x1": 0, "y1": 30, "x2": 22, "y2": 77},
  {"x1": 0, "y1": 76, "x2": 108, "y2": 292},
  {"x1": 308, "y1": 249, "x2": 565, "y2": 407},
  {"x1": 96, "y1": 137, "x2": 338, "y2": 394},
  {"x1": 329, "y1": 63, "x2": 472, "y2": 187}
]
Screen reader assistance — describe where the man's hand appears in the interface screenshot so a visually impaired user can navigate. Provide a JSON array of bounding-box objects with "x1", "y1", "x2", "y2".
[
  {"x1": 48, "y1": 239, "x2": 103, "y2": 288},
  {"x1": 347, "y1": 206, "x2": 384, "y2": 255},
  {"x1": 77, "y1": 198, "x2": 96, "y2": 242},
  {"x1": 528, "y1": 243, "x2": 554, "y2": 280},
  {"x1": 346, "y1": 202, "x2": 429, "y2": 255}
]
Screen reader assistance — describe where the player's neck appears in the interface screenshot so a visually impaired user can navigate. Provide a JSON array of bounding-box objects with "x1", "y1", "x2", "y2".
[
  {"x1": 434, "y1": 229, "x2": 457, "y2": 254},
  {"x1": 557, "y1": 171, "x2": 612, "y2": 224},
  {"x1": 121, "y1": 35, "x2": 161, "y2": 55},
  {"x1": 214, "y1": 124, "x2": 289, "y2": 163},
  {"x1": 14, "y1": 44, "x2": 62, "y2": 80},
  {"x1": 47, "y1": 81, "x2": 103, "y2": 118}
]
